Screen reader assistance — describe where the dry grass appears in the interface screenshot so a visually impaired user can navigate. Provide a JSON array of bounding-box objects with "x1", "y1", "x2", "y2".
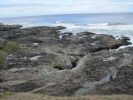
[
  {"x1": 1, "y1": 93, "x2": 133, "y2": 100},
  {"x1": 0, "y1": 92, "x2": 13, "y2": 99}
]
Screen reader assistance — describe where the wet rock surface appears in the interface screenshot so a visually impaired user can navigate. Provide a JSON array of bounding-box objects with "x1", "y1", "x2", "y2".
[{"x1": 0, "y1": 24, "x2": 133, "y2": 96}]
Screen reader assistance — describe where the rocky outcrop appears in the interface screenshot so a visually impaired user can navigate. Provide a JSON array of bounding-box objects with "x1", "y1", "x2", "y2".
[
  {"x1": 60, "y1": 32, "x2": 131, "y2": 56},
  {"x1": 0, "y1": 24, "x2": 132, "y2": 96},
  {"x1": 0, "y1": 24, "x2": 22, "y2": 31},
  {"x1": 1, "y1": 47, "x2": 133, "y2": 96}
]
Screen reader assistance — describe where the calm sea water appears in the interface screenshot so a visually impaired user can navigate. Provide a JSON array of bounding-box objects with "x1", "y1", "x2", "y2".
[{"x1": 0, "y1": 13, "x2": 133, "y2": 45}]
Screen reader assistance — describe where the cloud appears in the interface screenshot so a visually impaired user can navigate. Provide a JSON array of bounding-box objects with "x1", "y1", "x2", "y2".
[
  {"x1": 69, "y1": 0, "x2": 133, "y2": 12},
  {"x1": 0, "y1": 0, "x2": 133, "y2": 18}
]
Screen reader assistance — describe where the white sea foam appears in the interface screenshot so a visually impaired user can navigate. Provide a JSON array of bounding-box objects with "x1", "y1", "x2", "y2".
[
  {"x1": 53, "y1": 22, "x2": 133, "y2": 31},
  {"x1": 1, "y1": 17, "x2": 133, "y2": 47},
  {"x1": 52, "y1": 22, "x2": 133, "y2": 46}
]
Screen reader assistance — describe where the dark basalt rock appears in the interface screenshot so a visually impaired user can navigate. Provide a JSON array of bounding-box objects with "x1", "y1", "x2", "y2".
[
  {"x1": 61, "y1": 32, "x2": 73, "y2": 36},
  {"x1": 120, "y1": 36, "x2": 132, "y2": 45},
  {"x1": 0, "y1": 24, "x2": 22, "y2": 31}
]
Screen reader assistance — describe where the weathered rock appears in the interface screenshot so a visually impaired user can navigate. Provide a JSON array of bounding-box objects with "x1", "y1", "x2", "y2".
[
  {"x1": 0, "y1": 47, "x2": 132, "y2": 96},
  {"x1": 0, "y1": 24, "x2": 22, "y2": 31},
  {"x1": 119, "y1": 36, "x2": 131, "y2": 45},
  {"x1": 91, "y1": 65, "x2": 133, "y2": 95},
  {"x1": 0, "y1": 24, "x2": 133, "y2": 96},
  {"x1": 79, "y1": 32, "x2": 131, "y2": 52},
  {"x1": 0, "y1": 38, "x2": 6, "y2": 49},
  {"x1": 61, "y1": 32, "x2": 73, "y2": 36},
  {"x1": 60, "y1": 32, "x2": 131, "y2": 56}
]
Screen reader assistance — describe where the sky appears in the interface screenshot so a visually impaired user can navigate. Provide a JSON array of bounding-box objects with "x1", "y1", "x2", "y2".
[{"x1": 0, "y1": 0, "x2": 133, "y2": 18}]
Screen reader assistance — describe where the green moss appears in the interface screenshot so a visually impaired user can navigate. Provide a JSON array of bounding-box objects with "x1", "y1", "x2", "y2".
[
  {"x1": 3, "y1": 42, "x2": 19, "y2": 52},
  {"x1": 0, "y1": 92, "x2": 13, "y2": 99},
  {"x1": 54, "y1": 62, "x2": 64, "y2": 70},
  {"x1": 0, "y1": 50, "x2": 7, "y2": 66}
]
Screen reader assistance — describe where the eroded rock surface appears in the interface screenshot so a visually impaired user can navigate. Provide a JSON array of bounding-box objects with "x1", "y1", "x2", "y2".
[{"x1": 0, "y1": 24, "x2": 133, "y2": 96}]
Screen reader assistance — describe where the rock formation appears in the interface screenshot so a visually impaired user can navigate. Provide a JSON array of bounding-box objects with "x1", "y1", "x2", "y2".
[{"x1": 0, "y1": 24, "x2": 133, "y2": 96}]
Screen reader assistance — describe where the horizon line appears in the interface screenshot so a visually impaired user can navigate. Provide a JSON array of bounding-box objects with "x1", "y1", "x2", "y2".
[{"x1": 0, "y1": 12, "x2": 133, "y2": 19}]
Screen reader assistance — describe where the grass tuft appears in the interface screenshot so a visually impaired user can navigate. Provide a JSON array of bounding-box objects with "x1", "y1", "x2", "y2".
[
  {"x1": 54, "y1": 62, "x2": 64, "y2": 70},
  {"x1": 0, "y1": 50, "x2": 7, "y2": 66},
  {"x1": 0, "y1": 92, "x2": 13, "y2": 99},
  {"x1": 3, "y1": 42, "x2": 19, "y2": 52}
]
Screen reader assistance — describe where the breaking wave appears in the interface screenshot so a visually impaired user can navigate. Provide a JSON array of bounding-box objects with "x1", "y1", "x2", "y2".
[{"x1": 52, "y1": 22, "x2": 133, "y2": 45}]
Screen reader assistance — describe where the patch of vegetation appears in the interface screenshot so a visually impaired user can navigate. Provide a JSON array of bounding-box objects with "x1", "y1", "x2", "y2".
[
  {"x1": 0, "y1": 50, "x2": 7, "y2": 66},
  {"x1": 0, "y1": 92, "x2": 13, "y2": 99},
  {"x1": 0, "y1": 41, "x2": 19, "y2": 69},
  {"x1": 54, "y1": 62, "x2": 64, "y2": 70},
  {"x1": 1, "y1": 93, "x2": 133, "y2": 100},
  {"x1": 3, "y1": 42, "x2": 19, "y2": 52}
]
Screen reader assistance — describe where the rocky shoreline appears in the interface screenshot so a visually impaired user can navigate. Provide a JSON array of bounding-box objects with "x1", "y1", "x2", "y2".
[{"x1": 0, "y1": 24, "x2": 133, "y2": 96}]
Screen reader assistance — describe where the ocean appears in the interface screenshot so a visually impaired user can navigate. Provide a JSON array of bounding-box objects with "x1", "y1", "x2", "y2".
[{"x1": 0, "y1": 13, "x2": 133, "y2": 45}]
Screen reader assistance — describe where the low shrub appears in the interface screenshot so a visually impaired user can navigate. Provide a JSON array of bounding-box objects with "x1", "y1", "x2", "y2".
[{"x1": 54, "y1": 62, "x2": 64, "y2": 70}]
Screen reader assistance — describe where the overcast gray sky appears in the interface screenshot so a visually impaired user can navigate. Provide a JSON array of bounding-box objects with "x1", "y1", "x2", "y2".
[{"x1": 0, "y1": 0, "x2": 133, "y2": 18}]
